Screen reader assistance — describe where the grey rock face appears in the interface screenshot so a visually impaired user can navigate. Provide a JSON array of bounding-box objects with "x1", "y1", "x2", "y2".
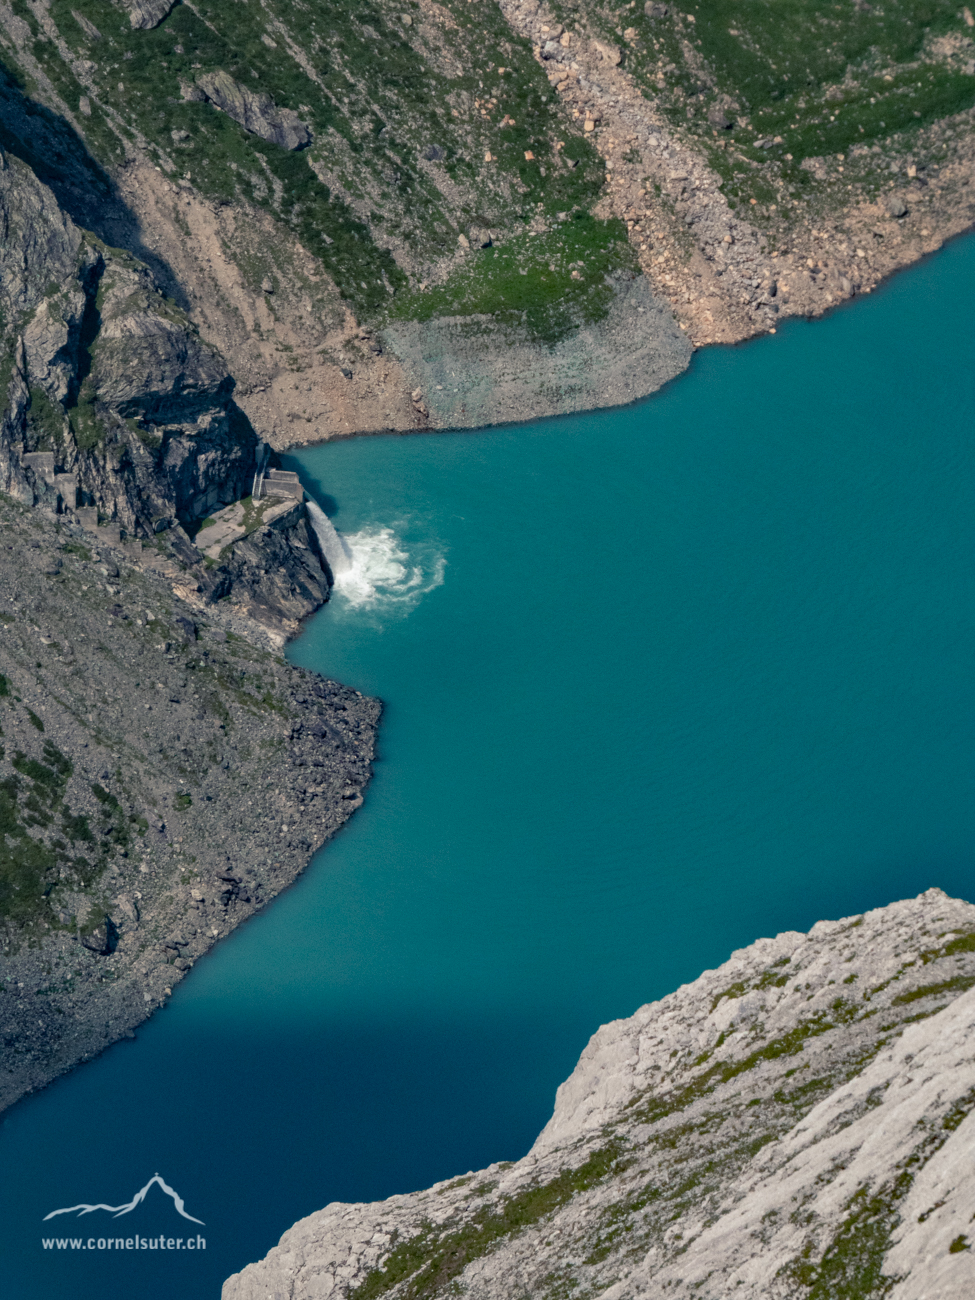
[
  {"x1": 223, "y1": 889, "x2": 975, "y2": 1300},
  {"x1": 195, "y1": 71, "x2": 312, "y2": 150},
  {"x1": 382, "y1": 273, "x2": 691, "y2": 430},
  {"x1": 21, "y1": 285, "x2": 91, "y2": 404},
  {"x1": 0, "y1": 151, "x2": 330, "y2": 638},
  {"x1": 0, "y1": 506, "x2": 379, "y2": 1112},
  {"x1": 123, "y1": 0, "x2": 176, "y2": 30},
  {"x1": 93, "y1": 269, "x2": 233, "y2": 423}
]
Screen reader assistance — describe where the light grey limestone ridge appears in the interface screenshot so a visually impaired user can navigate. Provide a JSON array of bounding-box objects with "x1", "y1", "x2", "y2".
[
  {"x1": 381, "y1": 273, "x2": 691, "y2": 431},
  {"x1": 223, "y1": 889, "x2": 975, "y2": 1300}
]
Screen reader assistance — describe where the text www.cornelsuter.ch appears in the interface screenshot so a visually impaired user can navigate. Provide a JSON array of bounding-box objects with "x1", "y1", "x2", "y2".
[{"x1": 42, "y1": 1234, "x2": 206, "y2": 1251}]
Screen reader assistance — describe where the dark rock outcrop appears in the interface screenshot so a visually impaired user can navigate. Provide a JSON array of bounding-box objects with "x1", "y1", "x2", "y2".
[
  {"x1": 193, "y1": 72, "x2": 312, "y2": 150},
  {"x1": 123, "y1": 0, "x2": 176, "y2": 29},
  {"x1": 0, "y1": 55, "x2": 373, "y2": 1118},
  {"x1": 0, "y1": 148, "x2": 330, "y2": 638},
  {"x1": 0, "y1": 505, "x2": 379, "y2": 1112}
]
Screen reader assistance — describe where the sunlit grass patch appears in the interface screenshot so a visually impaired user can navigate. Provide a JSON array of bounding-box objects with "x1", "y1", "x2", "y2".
[{"x1": 388, "y1": 215, "x2": 637, "y2": 344}]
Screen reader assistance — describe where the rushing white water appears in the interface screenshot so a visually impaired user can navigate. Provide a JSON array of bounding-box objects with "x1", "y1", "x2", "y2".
[
  {"x1": 306, "y1": 499, "x2": 353, "y2": 576},
  {"x1": 306, "y1": 499, "x2": 444, "y2": 611},
  {"x1": 332, "y1": 526, "x2": 446, "y2": 611}
]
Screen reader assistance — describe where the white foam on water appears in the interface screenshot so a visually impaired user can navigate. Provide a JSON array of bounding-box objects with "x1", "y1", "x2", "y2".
[{"x1": 331, "y1": 525, "x2": 446, "y2": 612}]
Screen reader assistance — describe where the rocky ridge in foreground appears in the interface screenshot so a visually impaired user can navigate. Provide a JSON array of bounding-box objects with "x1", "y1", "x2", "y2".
[{"x1": 223, "y1": 889, "x2": 975, "y2": 1300}]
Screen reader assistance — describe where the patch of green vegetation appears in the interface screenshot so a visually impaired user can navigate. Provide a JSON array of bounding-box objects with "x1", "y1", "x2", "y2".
[
  {"x1": 135, "y1": 425, "x2": 162, "y2": 451},
  {"x1": 67, "y1": 376, "x2": 103, "y2": 451},
  {"x1": 941, "y1": 930, "x2": 975, "y2": 957},
  {"x1": 26, "y1": 384, "x2": 66, "y2": 452},
  {"x1": 173, "y1": 792, "x2": 193, "y2": 811},
  {"x1": 352, "y1": 1142, "x2": 628, "y2": 1300},
  {"x1": 892, "y1": 974, "x2": 975, "y2": 1005},
  {"x1": 710, "y1": 978, "x2": 749, "y2": 1011},
  {"x1": 61, "y1": 543, "x2": 92, "y2": 561},
  {"x1": 0, "y1": 674, "x2": 9, "y2": 698},
  {"x1": 551, "y1": 0, "x2": 975, "y2": 210},
  {"x1": 0, "y1": 741, "x2": 108, "y2": 932},
  {"x1": 756, "y1": 968, "x2": 790, "y2": 992},
  {"x1": 0, "y1": 821, "x2": 59, "y2": 927},
  {"x1": 61, "y1": 810, "x2": 94, "y2": 843},
  {"x1": 14, "y1": 742, "x2": 71, "y2": 790},
  {"x1": 773, "y1": 1074, "x2": 833, "y2": 1107},
  {"x1": 920, "y1": 928, "x2": 975, "y2": 963},
  {"x1": 388, "y1": 214, "x2": 636, "y2": 343},
  {"x1": 949, "y1": 1234, "x2": 971, "y2": 1252},
  {"x1": 783, "y1": 1173, "x2": 908, "y2": 1298},
  {"x1": 25, "y1": 708, "x2": 44, "y2": 732},
  {"x1": 628, "y1": 1000, "x2": 861, "y2": 1126}
]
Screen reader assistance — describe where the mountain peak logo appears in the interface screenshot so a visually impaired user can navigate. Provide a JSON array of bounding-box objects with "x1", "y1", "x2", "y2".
[{"x1": 43, "y1": 1174, "x2": 204, "y2": 1225}]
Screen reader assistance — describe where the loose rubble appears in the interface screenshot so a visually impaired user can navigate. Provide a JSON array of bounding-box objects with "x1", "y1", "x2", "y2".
[{"x1": 0, "y1": 503, "x2": 379, "y2": 1112}]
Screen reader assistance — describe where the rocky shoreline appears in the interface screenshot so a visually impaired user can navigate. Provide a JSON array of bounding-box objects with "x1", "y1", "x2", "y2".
[
  {"x1": 0, "y1": 500, "x2": 379, "y2": 1112},
  {"x1": 3, "y1": 0, "x2": 974, "y2": 445},
  {"x1": 224, "y1": 889, "x2": 975, "y2": 1300},
  {"x1": 0, "y1": 130, "x2": 381, "y2": 1113}
]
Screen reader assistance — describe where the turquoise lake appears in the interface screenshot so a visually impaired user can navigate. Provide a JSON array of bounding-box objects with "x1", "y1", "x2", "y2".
[{"x1": 3, "y1": 236, "x2": 975, "y2": 1298}]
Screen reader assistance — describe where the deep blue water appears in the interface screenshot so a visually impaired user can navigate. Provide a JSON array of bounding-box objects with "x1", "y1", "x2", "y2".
[{"x1": 2, "y1": 236, "x2": 975, "y2": 1299}]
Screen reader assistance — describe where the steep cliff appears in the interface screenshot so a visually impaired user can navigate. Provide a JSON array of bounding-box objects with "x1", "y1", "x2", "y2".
[
  {"x1": 0, "y1": 117, "x2": 377, "y2": 1110},
  {"x1": 223, "y1": 889, "x2": 975, "y2": 1300},
  {"x1": 3, "y1": 0, "x2": 975, "y2": 440},
  {"x1": 0, "y1": 142, "x2": 332, "y2": 639}
]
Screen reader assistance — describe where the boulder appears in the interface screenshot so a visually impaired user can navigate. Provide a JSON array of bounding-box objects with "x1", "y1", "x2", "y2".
[
  {"x1": 80, "y1": 916, "x2": 119, "y2": 956},
  {"x1": 195, "y1": 71, "x2": 311, "y2": 151},
  {"x1": 173, "y1": 616, "x2": 198, "y2": 642},
  {"x1": 114, "y1": 894, "x2": 140, "y2": 926},
  {"x1": 123, "y1": 0, "x2": 175, "y2": 29},
  {"x1": 708, "y1": 95, "x2": 738, "y2": 130},
  {"x1": 591, "y1": 38, "x2": 622, "y2": 65}
]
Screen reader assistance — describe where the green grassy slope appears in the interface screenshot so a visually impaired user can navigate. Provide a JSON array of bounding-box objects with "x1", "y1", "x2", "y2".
[
  {"x1": 3, "y1": 0, "x2": 621, "y2": 335},
  {"x1": 549, "y1": 0, "x2": 975, "y2": 213}
]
